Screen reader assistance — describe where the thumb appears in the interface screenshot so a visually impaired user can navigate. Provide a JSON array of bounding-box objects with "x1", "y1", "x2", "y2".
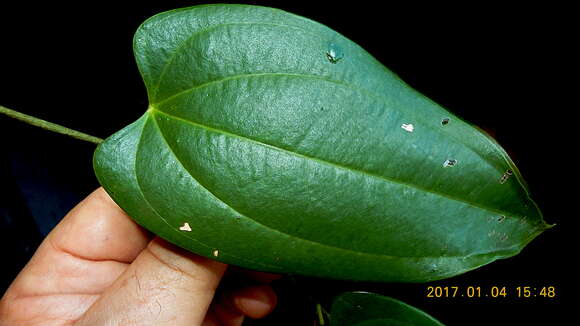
[{"x1": 74, "y1": 237, "x2": 227, "y2": 326}]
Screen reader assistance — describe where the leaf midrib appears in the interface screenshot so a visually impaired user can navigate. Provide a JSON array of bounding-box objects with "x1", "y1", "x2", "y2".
[
  {"x1": 151, "y1": 71, "x2": 520, "y2": 206},
  {"x1": 149, "y1": 107, "x2": 529, "y2": 222}
]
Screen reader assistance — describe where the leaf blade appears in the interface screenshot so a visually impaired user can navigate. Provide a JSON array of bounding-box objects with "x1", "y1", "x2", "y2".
[
  {"x1": 330, "y1": 292, "x2": 445, "y2": 326},
  {"x1": 94, "y1": 4, "x2": 548, "y2": 282}
]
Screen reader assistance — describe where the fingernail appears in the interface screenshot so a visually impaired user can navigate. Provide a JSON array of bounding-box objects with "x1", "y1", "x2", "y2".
[{"x1": 235, "y1": 286, "x2": 276, "y2": 318}]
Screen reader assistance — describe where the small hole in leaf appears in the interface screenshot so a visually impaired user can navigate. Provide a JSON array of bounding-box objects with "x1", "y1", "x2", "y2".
[
  {"x1": 430, "y1": 264, "x2": 439, "y2": 273},
  {"x1": 213, "y1": 249, "x2": 219, "y2": 257},
  {"x1": 326, "y1": 43, "x2": 344, "y2": 64},
  {"x1": 497, "y1": 215, "x2": 506, "y2": 222},
  {"x1": 179, "y1": 222, "x2": 192, "y2": 232},
  {"x1": 443, "y1": 159, "x2": 457, "y2": 167},
  {"x1": 499, "y1": 169, "x2": 513, "y2": 184},
  {"x1": 441, "y1": 118, "x2": 450, "y2": 125},
  {"x1": 401, "y1": 123, "x2": 414, "y2": 132}
]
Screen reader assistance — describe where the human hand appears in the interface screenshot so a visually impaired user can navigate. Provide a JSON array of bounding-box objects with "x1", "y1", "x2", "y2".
[{"x1": 0, "y1": 188, "x2": 279, "y2": 326}]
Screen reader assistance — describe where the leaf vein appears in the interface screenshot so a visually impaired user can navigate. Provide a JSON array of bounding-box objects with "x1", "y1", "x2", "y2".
[
  {"x1": 146, "y1": 115, "x2": 280, "y2": 269},
  {"x1": 151, "y1": 21, "x2": 323, "y2": 102},
  {"x1": 153, "y1": 72, "x2": 352, "y2": 106},
  {"x1": 152, "y1": 72, "x2": 527, "y2": 210},
  {"x1": 151, "y1": 108, "x2": 526, "y2": 220},
  {"x1": 134, "y1": 115, "x2": 276, "y2": 269}
]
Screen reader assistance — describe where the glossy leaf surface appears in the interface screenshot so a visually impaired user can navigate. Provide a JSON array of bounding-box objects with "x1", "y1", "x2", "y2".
[
  {"x1": 93, "y1": 4, "x2": 549, "y2": 282},
  {"x1": 330, "y1": 292, "x2": 445, "y2": 326}
]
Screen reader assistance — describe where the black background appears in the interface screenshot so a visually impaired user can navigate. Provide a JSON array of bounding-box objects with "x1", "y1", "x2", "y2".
[{"x1": 0, "y1": 1, "x2": 570, "y2": 325}]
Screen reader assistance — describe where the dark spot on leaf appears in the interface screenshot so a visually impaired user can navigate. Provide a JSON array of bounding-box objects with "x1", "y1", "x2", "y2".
[
  {"x1": 441, "y1": 118, "x2": 450, "y2": 125},
  {"x1": 497, "y1": 215, "x2": 505, "y2": 222}
]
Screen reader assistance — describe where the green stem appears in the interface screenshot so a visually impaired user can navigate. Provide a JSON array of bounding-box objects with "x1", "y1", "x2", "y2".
[
  {"x1": 0, "y1": 105, "x2": 103, "y2": 145},
  {"x1": 316, "y1": 303, "x2": 326, "y2": 326},
  {"x1": 285, "y1": 275, "x2": 329, "y2": 326}
]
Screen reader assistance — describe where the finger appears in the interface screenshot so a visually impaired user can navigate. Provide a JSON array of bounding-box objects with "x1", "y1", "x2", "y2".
[
  {"x1": 4, "y1": 188, "x2": 151, "y2": 299},
  {"x1": 212, "y1": 300, "x2": 244, "y2": 326},
  {"x1": 73, "y1": 237, "x2": 227, "y2": 326},
  {"x1": 231, "y1": 285, "x2": 278, "y2": 319},
  {"x1": 202, "y1": 308, "x2": 222, "y2": 326},
  {"x1": 210, "y1": 283, "x2": 278, "y2": 325},
  {"x1": 52, "y1": 187, "x2": 152, "y2": 262}
]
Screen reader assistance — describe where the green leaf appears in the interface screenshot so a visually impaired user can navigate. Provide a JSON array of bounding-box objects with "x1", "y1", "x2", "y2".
[
  {"x1": 330, "y1": 292, "x2": 445, "y2": 326},
  {"x1": 93, "y1": 4, "x2": 549, "y2": 282}
]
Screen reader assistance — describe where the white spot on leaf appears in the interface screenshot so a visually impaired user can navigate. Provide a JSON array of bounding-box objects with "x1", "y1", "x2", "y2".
[
  {"x1": 213, "y1": 249, "x2": 219, "y2": 257},
  {"x1": 401, "y1": 123, "x2": 414, "y2": 132},
  {"x1": 179, "y1": 222, "x2": 192, "y2": 232}
]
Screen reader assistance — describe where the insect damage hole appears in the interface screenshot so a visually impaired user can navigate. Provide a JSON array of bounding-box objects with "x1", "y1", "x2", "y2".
[
  {"x1": 430, "y1": 263, "x2": 439, "y2": 273},
  {"x1": 442, "y1": 159, "x2": 457, "y2": 167},
  {"x1": 401, "y1": 123, "x2": 414, "y2": 132},
  {"x1": 326, "y1": 43, "x2": 344, "y2": 64},
  {"x1": 179, "y1": 222, "x2": 192, "y2": 232},
  {"x1": 499, "y1": 169, "x2": 513, "y2": 184},
  {"x1": 213, "y1": 250, "x2": 220, "y2": 257},
  {"x1": 441, "y1": 118, "x2": 450, "y2": 125}
]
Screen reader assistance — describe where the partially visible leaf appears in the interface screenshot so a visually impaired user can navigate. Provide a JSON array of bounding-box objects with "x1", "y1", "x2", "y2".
[
  {"x1": 330, "y1": 292, "x2": 445, "y2": 326},
  {"x1": 93, "y1": 4, "x2": 549, "y2": 282}
]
